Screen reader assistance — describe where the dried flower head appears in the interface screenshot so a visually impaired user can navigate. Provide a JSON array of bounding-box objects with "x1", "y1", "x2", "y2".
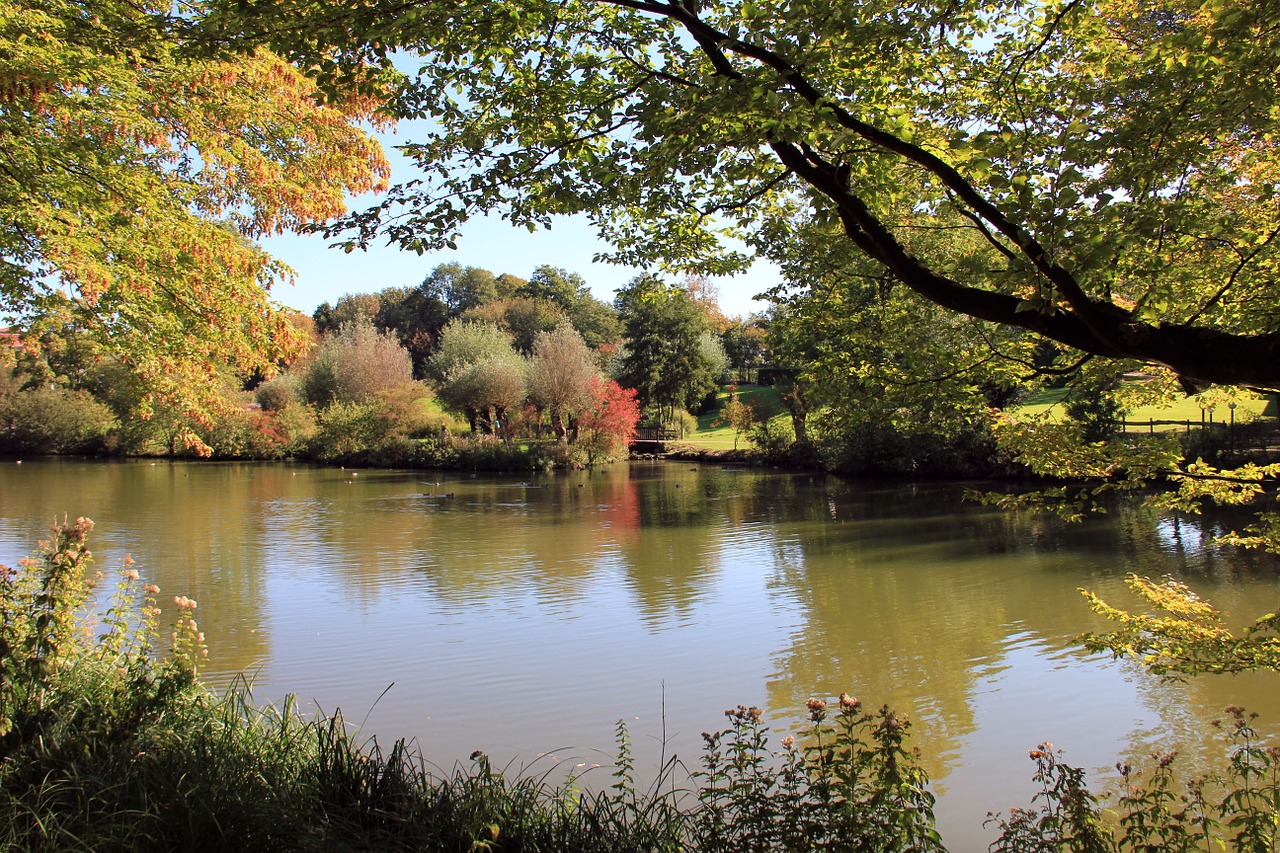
[
  {"x1": 838, "y1": 693, "x2": 861, "y2": 713},
  {"x1": 781, "y1": 735, "x2": 796, "y2": 751}
]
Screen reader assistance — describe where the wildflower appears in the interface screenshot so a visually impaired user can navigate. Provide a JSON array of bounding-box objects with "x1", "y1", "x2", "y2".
[
  {"x1": 806, "y1": 697, "x2": 827, "y2": 721},
  {"x1": 144, "y1": 584, "x2": 160, "y2": 595},
  {"x1": 838, "y1": 692, "x2": 861, "y2": 713},
  {"x1": 726, "y1": 704, "x2": 764, "y2": 723},
  {"x1": 121, "y1": 569, "x2": 139, "y2": 581},
  {"x1": 781, "y1": 735, "x2": 796, "y2": 751}
]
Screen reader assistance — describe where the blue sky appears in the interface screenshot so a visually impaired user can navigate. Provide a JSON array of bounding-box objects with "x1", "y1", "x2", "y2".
[{"x1": 258, "y1": 124, "x2": 780, "y2": 319}]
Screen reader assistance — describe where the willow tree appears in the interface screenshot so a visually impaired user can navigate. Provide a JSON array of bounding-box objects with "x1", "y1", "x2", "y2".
[{"x1": 1, "y1": 0, "x2": 390, "y2": 446}]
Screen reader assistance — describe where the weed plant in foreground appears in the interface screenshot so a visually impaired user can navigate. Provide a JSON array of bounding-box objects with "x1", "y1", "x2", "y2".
[{"x1": 1, "y1": 518, "x2": 1277, "y2": 851}]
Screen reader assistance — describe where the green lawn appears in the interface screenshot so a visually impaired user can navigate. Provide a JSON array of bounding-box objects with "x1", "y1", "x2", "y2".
[
  {"x1": 1016, "y1": 386, "x2": 1276, "y2": 429},
  {"x1": 683, "y1": 383, "x2": 787, "y2": 450},
  {"x1": 677, "y1": 380, "x2": 1279, "y2": 451}
]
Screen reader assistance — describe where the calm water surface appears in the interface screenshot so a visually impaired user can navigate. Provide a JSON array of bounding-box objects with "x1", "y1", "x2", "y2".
[{"x1": 1, "y1": 459, "x2": 1278, "y2": 849}]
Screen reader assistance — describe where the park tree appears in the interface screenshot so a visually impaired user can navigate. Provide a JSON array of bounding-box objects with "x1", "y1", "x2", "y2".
[
  {"x1": 493, "y1": 273, "x2": 528, "y2": 301},
  {"x1": 313, "y1": 293, "x2": 381, "y2": 337},
  {"x1": 720, "y1": 315, "x2": 770, "y2": 373},
  {"x1": 373, "y1": 284, "x2": 452, "y2": 377},
  {"x1": 614, "y1": 276, "x2": 718, "y2": 423},
  {"x1": 462, "y1": 296, "x2": 567, "y2": 353},
  {"x1": 528, "y1": 322, "x2": 598, "y2": 441},
  {"x1": 420, "y1": 263, "x2": 500, "y2": 314},
  {"x1": 683, "y1": 276, "x2": 732, "y2": 335},
  {"x1": 564, "y1": 295, "x2": 623, "y2": 351},
  {"x1": 574, "y1": 376, "x2": 641, "y2": 464},
  {"x1": 428, "y1": 319, "x2": 527, "y2": 433},
  {"x1": 2, "y1": 0, "x2": 389, "y2": 446},
  {"x1": 520, "y1": 266, "x2": 591, "y2": 309},
  {"x1": 763, "y1": 202, "x2": 1031, "y2": 473},
  {"x1": 518, "y1": 266, "x2": 622, "y2": 349},
  {"x1": 713, "y1": 382, "x2": 756, "y2": 451},
  {"x1": 301, "y1": 319, "x2": 414, "y2": 406}
]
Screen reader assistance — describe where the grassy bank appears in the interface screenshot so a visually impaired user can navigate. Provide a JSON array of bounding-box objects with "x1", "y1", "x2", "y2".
[
  {"x1": 1016, "y1": 387, "x2": 1276, "y2": 428},
  {"x1": 3, "y1": 520, "x2": 1277, "y2": 851}
]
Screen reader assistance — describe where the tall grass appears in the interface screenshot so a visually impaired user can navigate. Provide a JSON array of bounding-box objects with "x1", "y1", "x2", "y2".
[{"x1": 2, "y1": 520, "x2": 1276, "y2": 851}]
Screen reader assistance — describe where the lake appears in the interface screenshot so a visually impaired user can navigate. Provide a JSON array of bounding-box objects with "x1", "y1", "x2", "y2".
[{"x1": 1, "y1": 458, "x2": 1277, "y2": 849}]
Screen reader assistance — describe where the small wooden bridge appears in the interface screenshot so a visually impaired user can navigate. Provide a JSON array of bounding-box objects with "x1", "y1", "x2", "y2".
[{"x1": 629, "y1": 426, "x2": 678, "y2": 454}]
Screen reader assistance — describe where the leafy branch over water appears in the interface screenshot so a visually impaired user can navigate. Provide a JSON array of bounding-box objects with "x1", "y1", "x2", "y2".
[{"x1": 1083, "y1": 575, "x2": 1280, "y2": 677}]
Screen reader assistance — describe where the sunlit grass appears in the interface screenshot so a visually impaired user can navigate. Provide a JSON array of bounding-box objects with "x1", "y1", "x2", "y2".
[
  {"x1": 684, "y1": 384, "x2": 787, "y2": 449},
  {"x1": 1016, "y1": 387, "x2": 1274, "y2": 429}
]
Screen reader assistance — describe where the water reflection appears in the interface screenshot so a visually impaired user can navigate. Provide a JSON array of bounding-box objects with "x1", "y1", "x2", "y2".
[{"x1": 0, "y1": 460, "x2": 1277, "y2": 849}]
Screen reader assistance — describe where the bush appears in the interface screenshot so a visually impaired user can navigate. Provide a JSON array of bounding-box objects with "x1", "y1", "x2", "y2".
[
  {"x1": 306, "y1": 400, "x2": 383, "y2": 463},
  {"x1": 814, "y1": 414, "x2": 1006, "y2": 478},
  {"x1": 452, "y1": 434, "x2": 553, "y2": 472},
  {"x1": 303, "y1": 320, "x2": 414, "y2": 407},
  {"x1": 0, "y1": 385, "x2": 117, "y2": 454},
  {"x1": 301, "y1": 385, "x2": 449, "y2": 465},
  {"x1": 1065, "y1": 381, "x2": 1126, "y2": 443},
  {"x1": 748, "y1": 417, "x2": 795, "y2": 463},
  {"x1": 255, "y1": 374, "x2": 301, "y2": 411}
]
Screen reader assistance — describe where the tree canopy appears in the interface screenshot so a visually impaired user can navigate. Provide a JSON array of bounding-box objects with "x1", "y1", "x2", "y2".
[
  {"x1": 614, "y1": 276, "x2": 719, "y2": 421},
  {"x1": 1, "y1": 0, "x2": 389, "y2": 438},
  {"x1": 203, "y1": 0, "x2": 1280, "y2": 391}
]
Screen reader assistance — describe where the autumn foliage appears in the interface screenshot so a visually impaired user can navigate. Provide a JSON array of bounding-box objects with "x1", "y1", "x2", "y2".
[
  {"x1": 0, "y1": 0, "x2": 390, "y2": 450},
  {"x1": 575, "y1": 376, "x2": 641, "y2": 463}
]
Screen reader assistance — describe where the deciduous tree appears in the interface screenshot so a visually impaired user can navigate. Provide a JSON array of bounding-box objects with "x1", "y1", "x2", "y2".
[
  {"x1": 428, "y1": 319, "x2": 526, "y2": 433},
  {"x1": 302, "y1": 320, "x2": 414, "y2": 406},
  {"x1": 463, "y1": 297, "x2": 566, "y2": 353},
  {"x1": 614, "y1": 276, "x2": 718, "y2": 423},
  {"x1": 575, "y1": 376, "x2": 640, "y2": 464},
  {"x1": 528, "y1": 322, "x2": 597, "y2": 441},
  {"x1": 1, "y1": 0, "x2": 389, "y2": 446},
  {"x1": 420, "y1": 263, "x2": 500, "y2": 315},
  {"x1": 204, "y1": 0, "x2": 1280, "y2": 387}
]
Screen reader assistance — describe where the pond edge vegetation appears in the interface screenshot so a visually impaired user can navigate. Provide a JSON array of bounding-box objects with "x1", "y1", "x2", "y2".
[{"x1": 2, "y1": 518, "x2": 1277, "y2": 851}]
